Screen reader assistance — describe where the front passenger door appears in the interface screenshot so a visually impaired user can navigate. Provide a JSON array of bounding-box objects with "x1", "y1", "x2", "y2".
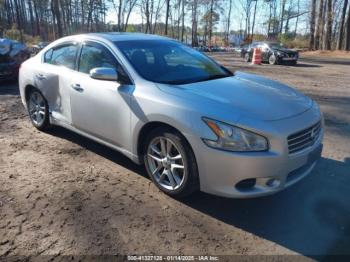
[{"x1": 70, "y1": 41, "x2": 134, "y2": 149}]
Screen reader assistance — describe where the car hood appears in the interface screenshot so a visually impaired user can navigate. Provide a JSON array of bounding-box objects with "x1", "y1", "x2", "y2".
[
  {"x1": 273, "y1": 48, "x2": 298, "y2": 54},
  {"x1": 157, "y1": 71, "x2": 313, "y2": 121}
]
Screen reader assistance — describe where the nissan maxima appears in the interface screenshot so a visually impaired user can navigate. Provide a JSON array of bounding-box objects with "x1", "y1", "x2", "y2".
[{"x1": 19, "y1": 33, "x2": 323, "y2": 198}]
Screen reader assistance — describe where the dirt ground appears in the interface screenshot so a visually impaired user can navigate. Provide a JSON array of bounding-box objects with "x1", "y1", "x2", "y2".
[
  {"x1": 0, "y1": 53, "x2": 349, "y2": 260},
  {"x1": 301, "y1": 50, "x2": 350, "y2": 59}
]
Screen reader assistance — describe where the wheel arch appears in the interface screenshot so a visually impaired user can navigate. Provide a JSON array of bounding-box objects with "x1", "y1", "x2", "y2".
[
  {"x1": 24, "y1": 84, "x2": 37, "y2": 102},
  {"x1": 136, "y1": 121, "x2": 197, "y2": 165}
]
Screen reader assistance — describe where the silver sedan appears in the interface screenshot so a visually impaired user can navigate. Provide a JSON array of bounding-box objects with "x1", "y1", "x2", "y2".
[{"x1": 19, "y1": 33, "x2": 324, "y2": 198}]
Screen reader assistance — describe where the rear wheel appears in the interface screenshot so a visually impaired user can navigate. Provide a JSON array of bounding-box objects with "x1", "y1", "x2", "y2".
[
  {"x1": 143, "y1": 127, "x2": 199, "y2": 198},
  {"x1": 244, "y1": 52, "x2": 251, "y2": 63},
  {"x1": 27, "y1": 89, "x2": 51, "y2": 131}
]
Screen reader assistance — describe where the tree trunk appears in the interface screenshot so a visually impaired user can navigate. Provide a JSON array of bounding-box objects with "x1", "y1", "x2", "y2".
[
  {"x1": 337, "y1": 0, "x2": 348, "y2": 50},
  {"x1": 27, "y1": 0, "x2": 35, "y2": 36},
  {"x1": 226, "y1": 0, "x2": 232, "y2": 43},
  {"x1": 267, "y1": 1, "x2": 272, "y2": 36},
  {"x1": 117, "y1": 0, "x2": 123, "y2": 31},
  {"x1": 251, "y1": 0, "x2": 257, "y2": 42},
  {"x1": 346, "y1": 3, "x2": 350, "y2": 50},
  {"x1": 52, "y1": 0, "x2": 63, "y2": 38},
  {"x1": 324, "y1": 0, "x2": 333, "y2": 50},
  {"x1": 279, "y1": 0, "x2": 286, "y2": 34},
  {"x1": 208, "y1": 0, "x2": 214, "y2": 46},
  {"x1": 314, "y1": 0, "x2": 324, "y2": 49},
  {"x1": 165, "y1": 0, "x2": 170, "y2": 35},
  {"x1": 191, "y1": 0, "x2": 198, "y2": 46},
  {"x1": 294, "y1": 0, "x2": 300, "y2": 37},
  {"x1": 181, "y1": 0, "x2": 185, "y2": 42},
  {"x1": 309, "y1": 0, "x2": 317, "y2": 50}
]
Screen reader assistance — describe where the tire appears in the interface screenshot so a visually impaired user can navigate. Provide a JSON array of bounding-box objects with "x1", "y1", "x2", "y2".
[
  {"x1": 290, "y1": 61, "x2": 297, "y2": 66},
  {"x1": 143, "y1": 127, "x2": 199, "y2": 198},
  {"x1": 26, "y1": 88, "x2": 51, "y2": 131},
  {"x1": 269, "y1": 54, "x2": 278, "y2": 65},
  {"x1": 244, "y1": 52, "x2": 251, "y2": 63}
]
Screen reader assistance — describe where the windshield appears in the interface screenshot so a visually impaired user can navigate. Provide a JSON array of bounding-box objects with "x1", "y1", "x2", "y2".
[{"x1": 114, "y1": 40, "x2": 232, "y2": 85}]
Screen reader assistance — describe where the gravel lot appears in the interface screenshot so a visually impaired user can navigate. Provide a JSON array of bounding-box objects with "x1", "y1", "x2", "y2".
[{"x1": 0, "y1": 53, "x2": 349, "y2": 260}]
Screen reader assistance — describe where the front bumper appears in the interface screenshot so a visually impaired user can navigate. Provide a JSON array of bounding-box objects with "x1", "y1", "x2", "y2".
[{"x1": 188, "y1": 108, "x2": 323, "y2": 198}]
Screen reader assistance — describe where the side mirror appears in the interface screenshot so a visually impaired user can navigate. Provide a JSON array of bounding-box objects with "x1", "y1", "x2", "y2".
[{"x1": 89, "y1": 67, "x2": 118, "y2": 81}]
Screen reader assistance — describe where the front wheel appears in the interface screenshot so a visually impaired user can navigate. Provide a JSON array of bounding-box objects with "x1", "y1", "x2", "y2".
[
  {"x1": 269, "y1": 54, "x2": 278, "y2": 65},
  {"x1": 27, "y1": 89, "x2": 51, "y2": 131},
  {"x1": 143, "y1": 127, "x2": 199, "y2": 198}
]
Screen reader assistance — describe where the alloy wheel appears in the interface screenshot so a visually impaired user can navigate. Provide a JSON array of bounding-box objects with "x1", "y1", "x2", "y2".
[
  {"x1": 146, "y1": 136, "x2": 186, "y2": 191},
  {"x1": 28, "y1": 91, "x2": 46, "y2": 126}
]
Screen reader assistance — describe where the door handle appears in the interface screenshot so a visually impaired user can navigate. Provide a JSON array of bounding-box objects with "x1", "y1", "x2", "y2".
[
  {"x1": 36, "y1": 73, "x2": 46, "y2": 80},
  {"x1": 71, "y1": 84, "x2": 84, "y2": 92}
]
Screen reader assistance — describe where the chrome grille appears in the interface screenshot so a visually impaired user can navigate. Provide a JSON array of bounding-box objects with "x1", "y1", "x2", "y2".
[{"x1": 287, "y1": 121, "x2": 322, "y2": 154}]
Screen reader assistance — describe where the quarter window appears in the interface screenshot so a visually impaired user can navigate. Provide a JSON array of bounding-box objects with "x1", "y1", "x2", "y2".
[{"x1": 44, "y1": 49, "x2": 53, "y2": 63}]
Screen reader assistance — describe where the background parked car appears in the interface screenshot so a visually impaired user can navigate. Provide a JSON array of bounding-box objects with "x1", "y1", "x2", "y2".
[
  {"x1": 241, "y1": 42, "x2": 299, "y2": 65},
  {"x1": 0, "y1": 38, "x2": 30, "y2": 81},
  {"x1": 31, "y1": 42, "x2": 49, "y2": 54}
]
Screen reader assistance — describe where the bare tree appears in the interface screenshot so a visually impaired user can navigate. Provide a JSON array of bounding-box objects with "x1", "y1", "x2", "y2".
[
  {"x1": 208, "y1": 0, "x2": 214, "y2": 46},
  {"x1": 240, "y1": 0, "x2": 253, "y2": 40},
  {"x1": 346, "y1": 2, "x2": 350, "y2": 50},
  {"x1": 337, "y1": 0, "x2": 348, "y2": 49},
  {"x1": 51, "y1": 0, "x2": 63, "y2": 38},
  {"x1": 315, "y1": 0, "x2": 324, "y2": 49},
  {"x1": 294, "y1": 0, "x2": 300, "y2": 36},
  {"x1": 191, "y1": 0, "x2": 198, "y2": 46},
  {"x1": 225, "y1": 0, "x2": 233, "y2": 43},
  {"x1": 279, "y1": 0, "x2": 286, "y2": 34},
  {"x1": 164, "y1": 0, "x2": 170, "y2": 35},
  {"x1": 181, "y1": 0, "x2": 185, "y2": 42},
  {"x1": 324, "y1": 0, "x2": 333, "y2": 50},
  {"x1": 251, "y1": 0, "x2": 258, "y2": 42},
  {"x1": 309, "y1": 0, "x2": 317, "y2": 50}
]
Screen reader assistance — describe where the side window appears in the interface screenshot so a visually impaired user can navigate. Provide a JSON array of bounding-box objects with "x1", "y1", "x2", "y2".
[
  {"x1": 78, "y1": 43, "x2": 130, "y2": 84},
  {"x1": 48, "y1": 44, "x2": 78, "y2": 70}
]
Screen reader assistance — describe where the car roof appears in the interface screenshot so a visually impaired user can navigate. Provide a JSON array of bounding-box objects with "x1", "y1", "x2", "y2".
[
  {"x1": 43, "y1": 33, "x2": 177, "y2": 53},
  {"x1": 82, "y1": 32, "x2": 171, "y2": 42}
]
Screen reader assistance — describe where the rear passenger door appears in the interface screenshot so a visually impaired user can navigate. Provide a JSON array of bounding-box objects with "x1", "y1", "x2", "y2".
[{"x1": 36, "y1": 42, "x2": 79, "y2": 124}]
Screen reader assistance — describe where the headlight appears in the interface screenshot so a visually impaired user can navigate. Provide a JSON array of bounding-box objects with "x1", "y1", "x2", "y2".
[{"x1": 202, "y1": 118, "x2": 268, "y2": 152}]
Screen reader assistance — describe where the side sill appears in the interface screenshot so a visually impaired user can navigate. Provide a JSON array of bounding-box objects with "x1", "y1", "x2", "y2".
[{"x1": 50, "y1": 116, "x2": 141, "y2": 165}]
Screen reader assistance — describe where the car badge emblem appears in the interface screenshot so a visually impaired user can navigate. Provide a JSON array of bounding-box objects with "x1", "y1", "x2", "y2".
[{"x1": 311, "y1": 128, "x2": 316, "y2": 139}]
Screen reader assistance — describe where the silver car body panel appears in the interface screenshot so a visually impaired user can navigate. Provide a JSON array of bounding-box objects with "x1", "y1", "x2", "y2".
[{"x1": 19, "y1": 33, "x2": 323, "y2": 198}]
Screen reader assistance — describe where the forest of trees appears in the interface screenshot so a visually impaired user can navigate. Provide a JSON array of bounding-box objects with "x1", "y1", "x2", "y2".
[
  {"x1": 0, "y1": 0, "x2": 349, "y2": 50},
  {"x1": 309, "y1": 0, "x2": 350, "y2": 50}
]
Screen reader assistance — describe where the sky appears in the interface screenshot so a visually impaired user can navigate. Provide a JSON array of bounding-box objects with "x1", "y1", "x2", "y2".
[{"x1": 106, "y1": 0, "x2": 310, "y2": 35}]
